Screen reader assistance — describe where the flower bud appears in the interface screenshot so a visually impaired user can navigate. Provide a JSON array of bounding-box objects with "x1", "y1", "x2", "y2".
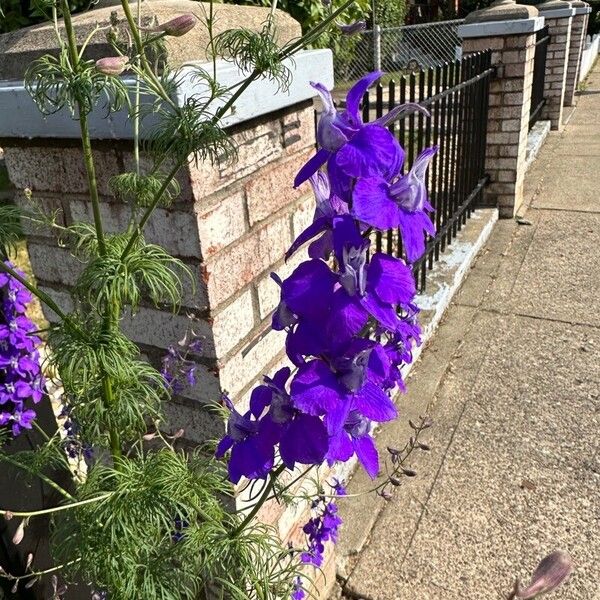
[
  {"x1": 95, "y1": 56, "x2": 128, "y2": 77},
  {"x1": 157, "y1": 14, "x2": 197, "y2": 37},
  {"x1": 516, "y1": 551, "x2": 573, "y2": 598},
  {"x1": 12, "y1": 519, "x2": 26, "y2": 545},
  {"x1": 337, "y1": 21, "x2": 366, "y2": 36}
]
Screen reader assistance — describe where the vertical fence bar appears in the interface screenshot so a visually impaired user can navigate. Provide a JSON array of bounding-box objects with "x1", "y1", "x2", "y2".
[{"x1": 387, "y1": 79, "x2": 396, "y2": 256}]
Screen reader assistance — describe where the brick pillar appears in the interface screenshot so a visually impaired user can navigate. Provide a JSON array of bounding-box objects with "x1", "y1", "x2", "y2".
[
  {"x1": 459, "y1": 6, "x2": 544, "y2": 217},
  {"x1": 564, "y1": 1, "x2": 593, "y2": 105},
  {"x1": 537, "y1": 0, "x2": 575, "y2": 130}
]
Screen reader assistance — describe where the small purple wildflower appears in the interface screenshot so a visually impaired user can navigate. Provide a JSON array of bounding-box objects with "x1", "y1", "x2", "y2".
[
  {"x1": 300, "y1": 498, "x2": 342, "y2": 567},
  {"x1": 0, "y1": 262, "x2": 45, "y2": 439},
  {"x1": 337, "y1": 20, "x2": 367, "y2": 35},
  {"x1": 291, "y1": 576, "x2": 305, "y2": 600},
  {"x1": 161, "y1": 332, "x2": 202, "y2": 394}
]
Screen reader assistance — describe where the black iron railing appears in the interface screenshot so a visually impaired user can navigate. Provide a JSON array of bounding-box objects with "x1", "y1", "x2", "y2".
[
  {"x1": 360, "y1": 51, "x2": 493, "y2": 291},
  {"x1": 530, "y1": 25, "x2": 550, "y2": 128}
]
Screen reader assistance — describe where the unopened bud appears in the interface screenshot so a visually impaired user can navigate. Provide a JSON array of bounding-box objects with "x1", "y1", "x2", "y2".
[
  {"x1": 389, "y1": 476, "x2": 402, "y2": 487},
  {"x1": 153, "y1": 14, "x2": 197, "y2": 37},
  {"x1": 171, "y1": 428, "x2": 184, "y2": 439},
  {"x1": 12, "y1": 519, "x2": 26, "y2": 545},
  {"x1": 401, "y1": 468, "x2": 417, "y2": 477},
  {"x1": 26, "y1": 552, "x2": 34, "y2": 568},
  {"x1": 25, "y1": 576, "x2": 39, "y2": 589},
  {"x1": 11, "y1": 581, "x2": 18, "y2": 594},
  {"x1": 337, "y1": 20, "x2": 366, "y2": 36},
  {"x1": 4, "y1": 510, "x2": 14, "y2": 520},
  {"x1": 95, "y1": 56, "x2": 129, "y2": 77},
  {"x1": 417, "y1": 442, "x2": 431, "y2": 451},
  {"x1": 516, "y1": 551, "x2": 573, "y2": 599},
  {"x1": 143, "y1": 432, "x2": 157, "y2": 441}
]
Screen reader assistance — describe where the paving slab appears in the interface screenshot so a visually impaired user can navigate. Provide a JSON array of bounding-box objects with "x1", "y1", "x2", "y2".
[{"x1": 346, "y1": 314, "x2": 600, "y2": 600}]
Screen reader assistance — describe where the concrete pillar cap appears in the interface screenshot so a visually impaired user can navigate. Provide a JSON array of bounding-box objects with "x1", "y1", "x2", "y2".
[
  {"x1": 536, "y1": 0, "x2": 577, "y2": 16},
  {"x1": 0, "y1": 1, "x2": 301, "y2": 81},
  {"x1": 465, "y1": 0, "x2": 538, "y2": 24}
]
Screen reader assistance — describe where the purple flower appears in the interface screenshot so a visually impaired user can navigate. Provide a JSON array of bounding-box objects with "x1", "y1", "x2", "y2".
[
  {"x1": 0, "y1": 263, "x2": 44, "y2": 440},
  {"x1": 215, "y1": 396, "x2": 274, "y2": 484},
  {"x1": 294, "y1": 72, "x2": 405, "y2": 191},
  {"x1": 353, "y1": 146, "x2": 438, "y2": 262},
  {"x1": 285, "y1": 171, "x2": 348, "y2": 262},
  {"x1": 514, "y1": 551, "x2": 573, "y2": 599},
  {"x1": 327, "y1": 410, "x2": 379, "y2": 478},
  {"x1": 300, "y1": 499, "x2": 342, "y2": 567},
  {"x1": 249, "y1": 368, "x2": 328, "y2": 470},
  {"x1": 291, "y1": 577, "x2": 305, "y2": 600}
]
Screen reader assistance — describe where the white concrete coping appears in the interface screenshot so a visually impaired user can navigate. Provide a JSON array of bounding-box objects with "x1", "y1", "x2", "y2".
[
  {"x1": 458, "y1": 16, "x2": 545, "y2": 38},
  {"x1": 538, "y1": 7, "x2": 576, "y2": 17},
  {"x1": 575, "y1": 6, "x2": 592, "y2": 14},
  {"x1": 0, "y1": 48, "x2": 333, "y2": 140}
]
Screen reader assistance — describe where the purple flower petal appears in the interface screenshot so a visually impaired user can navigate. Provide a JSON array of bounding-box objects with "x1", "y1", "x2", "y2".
[
  {"x1": 367, "y1": 253, "x2": 416, "y2": 305},
  {"x1": 291, "y1": 360, "x2": 348, "y2": 416},
  {"x1": 294, "y1": 149, "x2": 331, "y2": 188},
  {"x1": 345, "y1": 71, "x2": 382, "y2": 123},
  {"x1": 352, "y1": 176, "x2": 401, "y2": 230},
  {"x1": 354, "y1": 381, "x2": 397, "y2": 422},
  {"x1": 279, "y1": 414, "x2": 328, "y2": 468},
  {"x1": 353, "y1": 434, "x2": 379, "y2": 479}
]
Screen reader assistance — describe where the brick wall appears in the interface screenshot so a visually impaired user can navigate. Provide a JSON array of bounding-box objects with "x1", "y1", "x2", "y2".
[
  {"x1": 541, "y1": 14, "x2": 573, "y2": 129},
  {"x1": 564, "y1": 11, "x2": 587, "y2": 105},
  {"x1": 463, "y1": 32, "x2": 536, "y2": 218},
  {"x1": 2, "y1": 99, "x2": 341, "y2": 598}
]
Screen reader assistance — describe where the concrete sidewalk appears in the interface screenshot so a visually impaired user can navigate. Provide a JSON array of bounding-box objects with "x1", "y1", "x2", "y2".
[{"x1": 337, "y1": 66, "x2": 600, "y2": 600}]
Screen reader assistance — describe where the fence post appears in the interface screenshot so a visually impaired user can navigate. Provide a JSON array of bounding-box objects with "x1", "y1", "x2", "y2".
[
  {"x1": 373, "y1": 24, "x2": 382, "y2": 71},
  {"x1": 563, "y1": 1, "x2": 592, "y2": 105},
  {"x1": 537, "y1": 0, "x2": 575, "y2": 130},
  {"x1": 458, "y1": 0, "x2": 544, "y2": 218}
]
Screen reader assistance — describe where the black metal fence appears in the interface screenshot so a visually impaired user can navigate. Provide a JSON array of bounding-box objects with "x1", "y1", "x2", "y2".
[
  {"x1": 530, "y1": 25, "x2": 550, "y2": 128},
  {"x1": 360, "y1": 51, "x2": 494, "y2": 291}
]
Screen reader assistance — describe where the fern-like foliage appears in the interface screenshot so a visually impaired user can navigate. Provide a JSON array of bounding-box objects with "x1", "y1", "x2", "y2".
[
  {"x1": 109, "y1": 172, "x2": 181, "y2": 208},
  {"x1": 73, "y1": 232, "x2": 190, "y2": 313},
  {"x1": 146, "y1": 100, "x2": 236, "y2": 167},
  {"x1": 51, "y1": 450, "x2": 301, "y2": 600},
  {"x1": 214, "y1": 22, "x2": 292, "y2": 91},
  {"x1": 25, "y1": 49, "x2": 129, "y2": 116},
  {"x1": 0, "y1": 204, "x2": 23, "y2": 256}
]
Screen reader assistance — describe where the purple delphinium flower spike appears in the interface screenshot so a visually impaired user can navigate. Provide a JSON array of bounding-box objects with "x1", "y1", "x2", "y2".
[
  {"x1": 291, "y1": 576, "x2": 305, "y2": 600},
  {"x1": 300, "y1": 498, "x2": 342, "y2": 567},
  {"x1": 353, "y1": 146, "x2": 438, "y2": 262},
  {"x1": 0, "y1": 261, "x2": 44, "y2": 440}
]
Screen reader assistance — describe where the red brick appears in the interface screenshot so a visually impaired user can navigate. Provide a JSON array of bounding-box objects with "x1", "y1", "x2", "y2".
[{"x1": 245, "y1": 149, "x2": 314, "y2": 225}]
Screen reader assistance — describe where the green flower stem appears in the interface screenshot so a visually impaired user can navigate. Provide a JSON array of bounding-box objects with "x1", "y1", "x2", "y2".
[
  {"x1": 0, "y1": 454, "x2": 76, "y2": 502},
  {"x1": 231, "y1": 464, "x2": 286, "y2": 537},
  {"x1": 120, "y1": 161, "x2": 182, "y2": 259},
  {"x1": 60, "y1": 0, "x2": 106, "y2": 257},
  {"x1": 0, "y1": 493, "x2": 112, "y2": 520},
  {"x1": 0, "y1": 560, "x2": 81, "y2": 582}
]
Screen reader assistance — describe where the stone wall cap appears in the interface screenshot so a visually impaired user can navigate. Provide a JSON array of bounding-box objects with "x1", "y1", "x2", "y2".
[
  {"x1": 537, "y1": 1, "x2": 576, "y2": 17},
  {"x1": 464, "y1": 0, "x2": 538, "y2": 24},
  {"x1": 574, "y1": 5, "x2": 592, "y2": 13},
  {"x1": 0, "y1": 1, "x2": 301, "y2": 81},
  {"x1": 459, "y1": 15, "x2": 545, "y2": 38},
  {"x1": 0, "y1": 48, "x2": 333, "y2": 140}
]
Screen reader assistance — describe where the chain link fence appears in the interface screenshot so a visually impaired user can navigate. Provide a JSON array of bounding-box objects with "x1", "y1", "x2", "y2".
[{"x1": 334, "y1": 19, "x2": 465, "y2": 86}]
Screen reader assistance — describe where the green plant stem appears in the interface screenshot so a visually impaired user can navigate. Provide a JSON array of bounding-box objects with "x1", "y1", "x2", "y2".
[
  {"x1": 120, "y1": 161, "x2": 182, "y2": 258},
  {"x1": 0, "y1": 493, "x2": 112, "y2": 520},
  {"x1": 0, "y1": 560, "x2": 80, "y2": 582},
  {"x1": 78, "y1": 111, "x2": 107, "y2": 256},
  {"x1": 232, "y1": 464, "x2": 286, "y2": 537},
  {"x1": 0, "y1": 454, "x2": 76, "y2": 502}
]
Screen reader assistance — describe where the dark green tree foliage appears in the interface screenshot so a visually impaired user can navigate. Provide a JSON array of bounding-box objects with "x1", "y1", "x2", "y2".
[{"x1": 0, "y1": 0, "x2": 91, "y2": 32}]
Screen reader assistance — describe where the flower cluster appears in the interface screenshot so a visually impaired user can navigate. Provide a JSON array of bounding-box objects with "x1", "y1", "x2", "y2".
[
  {"x1": 301, "y1": 497, "x2": 342, "y2": 568},
  {"x1": 218, "y1": 71, "x2": 434, "y2": 484},
  {"x1": 216, "y1": 72, "x2": 435, "y2": 597},
  {"x1": 0, "y1": 263, "x2": 44, "y2": 438},
  {"x1": 161, "y1": 331, "x2": 202, "y2": 394}
]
